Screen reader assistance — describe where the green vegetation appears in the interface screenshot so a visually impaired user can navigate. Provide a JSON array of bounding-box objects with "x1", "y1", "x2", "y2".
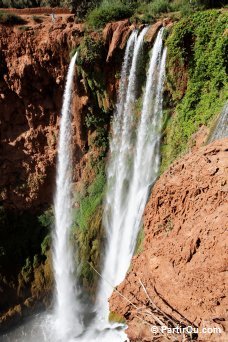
[
  {"x1": 86, "y1": 0, "x2": 136, "y2": 29},
  {"x1": 85, "y1": 106, "x2": 110, "y2": 155},
  {"x1": 109, "y1": 311, "x2": 126, "y2": 324},
  {"x1": 161, "y1": 10, "x2": 228, "y2": 172},
  {"x1": 78, "y1": 35, "x2": 105, "y2": 67},
  {"x1": 86, "y1": 0, "x2": 226, "y2": 28},
  {"x1": 77, "y1": 33, "x2": 113, "y2": 156},
  {"x1": 90, "y1": 126, "x2": 109, "y2": 153},
  {"x1": 0, "y1": 0, "x2": 98, "y2": 17},
  {"x1": 132, "y1": 1, "x2": 169, "y2": 24},
  {"x1": 140, "y1": 0, "x2": 172, "y2": 17},
  {"x1": 21, "y1": 257, "x2": 33, "y2": 283},
  {"x1": 134, "y1": 226, "x2": 145, "y2": 255},
  {"x1": 0, "y1": 0, "x2": 224, "y2": 15},
  {"x1": 0, "y1": 0, "x2": 57, "y2": 8},
  {"x1": 73, "y1": 168, "x2": 105, "y2": 231},
  {"x1": 0, "y1": 11, "x2": 26, "y2": 25},
  {"x1": 132, "y1": 0, "x2": 226, "y2": 23},
  {"x1": 72, "y1": 166, "x2": 106, "y2": 290},
  {"x1": 0, "y1": 0, "x2": 225, "y2": 26},
  {"x1": 151, "y1": 0, "x2": 171, "y2": 13},
  {"x1": 38, "y1": 208, "x2": 54, "y2": 255},
  {"x1": 85, "y1": 111, "x2": 106, "y2": 129},
  {"x1": 38, "y1": 207, "x2": 54, "y2": 229}
]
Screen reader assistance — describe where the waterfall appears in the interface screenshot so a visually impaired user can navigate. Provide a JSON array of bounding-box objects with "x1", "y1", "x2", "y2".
[
  {"x1": 118, "y1": 31, "x2": 167, "y2": 279},
  {"x1": 97, "y1": 28, "x2": 167, "y2": 317},
  {"x1": 1, "y1": 29, "x2": 167, "y2": 342},
  {"x1": 208, "y1": 102, "x2": 228, "y2": 143},
  {"x1": 53, "y1": 52, "x2": 82, "y2": 340},
  {"x1": 96, "y1": 27, "x2": 147, "y2": 313}
]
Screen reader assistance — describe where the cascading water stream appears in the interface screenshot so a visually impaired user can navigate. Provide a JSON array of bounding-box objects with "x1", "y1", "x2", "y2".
[
  {"x1": 53, "y1": 52, "x2": 82, "y2": 341},
  {"x1": 0, "y1": 54, "x2": 83, "y2": 342},
  {"x1": 208, "y1": 102, "x2": 228, "y2": 143},
  {"x1": 97, "y1": 28, "x2": 167, "y2": 321},
  {"x1": 95, "y1": 28, "x2": 148, "y2": 314},
  {"x1": 118, "y1": 32, "x2": 167, "y2": 279}
]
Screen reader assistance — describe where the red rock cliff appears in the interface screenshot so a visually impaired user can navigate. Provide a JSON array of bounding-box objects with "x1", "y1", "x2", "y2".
[
  {"x1": 0, "y1": 15, "x2": 133, "y2": 210},
  {"x1": 110, "y1": 139, "x2": 228, "y2": 341},
  {"x1": 0, "y1": 16, "x2": 82, "y2": 209}
]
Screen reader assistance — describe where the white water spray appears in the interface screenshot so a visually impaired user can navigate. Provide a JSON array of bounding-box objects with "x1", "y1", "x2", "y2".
[
  {"x1": 53, "y1": 52, "x2": 82, "y2": 341},
  {"x1": 118, "y1": 31, "x2": 167, "y2": 279},
  {"x1": 96, "y1": 28, "x2": 148, "y2": 313},
  {"x1": 98, "y1": 28, "x2": 167, "y2": 317}
]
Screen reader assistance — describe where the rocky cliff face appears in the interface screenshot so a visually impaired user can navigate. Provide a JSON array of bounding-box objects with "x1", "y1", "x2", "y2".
[
  {"x1": 0, "y1": 14, "x2": 136, "y2": 210},
  {"x1": 0, "y1": 16, "x2": 83, "y2": 210},
  {"x1": 110, "y1": 139, "x2": 228, "y2": 341}
]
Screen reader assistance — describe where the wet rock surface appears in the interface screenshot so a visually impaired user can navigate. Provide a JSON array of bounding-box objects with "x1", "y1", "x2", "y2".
[{"x1": 103, "y1": 19, "x2": 133, "y2": 62}]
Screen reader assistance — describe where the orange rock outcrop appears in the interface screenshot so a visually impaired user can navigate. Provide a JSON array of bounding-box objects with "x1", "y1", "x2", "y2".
[{"x1": 110, "y1": 139, "x2": 228, "y2": 341}]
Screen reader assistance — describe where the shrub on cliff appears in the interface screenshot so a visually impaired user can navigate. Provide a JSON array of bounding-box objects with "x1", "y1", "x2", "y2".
[
  {"x1": 148, "y1": 0, "x2": 172, "y2": 15},
  {"x1": 0, "y1": 11, "x2": 26, "y2": 25},
  {"x1": 78, "y1": 35, "x2": 105, "y2": 66},
  {"x1": 38, "y1": 208, "x2": 54, "y2": 255},
  {"x1": 87, "y1": 0, "x2": 136, "y2": 28},
  {"x1": 69, "y1": 0, "x2": 99, "y2": 18},
  {"x1": 133, "y1": 0, "x2": 172, "y2": 23},
  {"x1": 170, "y1": 0, "x2": 225, "y2": 14}
]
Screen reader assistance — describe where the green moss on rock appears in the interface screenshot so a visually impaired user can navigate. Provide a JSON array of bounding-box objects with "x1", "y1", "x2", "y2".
[
  {"x1": 109, "y1": 311, "x2": 126, "y2": 324},
  {"x1": 72, "y1": 167, "x2": 106, "y2": 293}
]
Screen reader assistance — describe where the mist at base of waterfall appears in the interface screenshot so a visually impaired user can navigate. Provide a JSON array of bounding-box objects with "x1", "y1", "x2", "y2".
[
  {"x1": 0, "y1": 313, "x2": 54, "y2": 342},
  {"x1": 0, "y1": 313, "x2": 128, "y2": 342}
]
